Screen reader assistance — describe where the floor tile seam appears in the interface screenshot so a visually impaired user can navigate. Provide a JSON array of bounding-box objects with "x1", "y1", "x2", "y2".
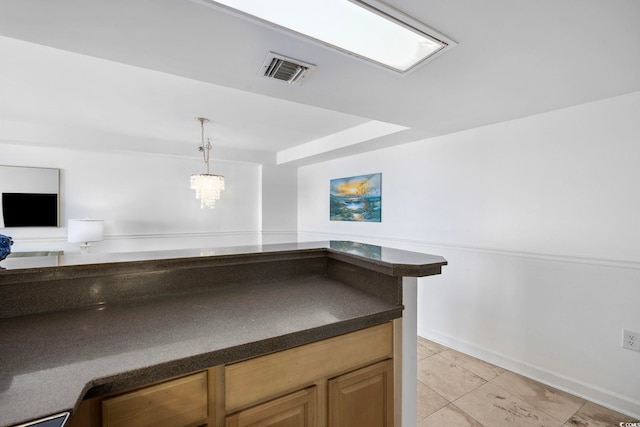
[
  {"x1": 437, "y1": 349, "x2": 503, "y2": 382},
  {"x1": 447, "y1": 402, "x2": 485, "y2": 427},
  {"x1": 419, "y1": 351, "x2": 440, "y2": 361},
  {"x1": 484, "y1": 377, "x2": 575, "y2": 425},
  {"x1": 418, "y1": 340, "x2": 448, "y2": 355},
  {"x1": 417, "y1": 378, "x2": 453, "y2": 404},
  {"x1": 444, "y1": 376, "x2": 488, "y2": 405},
  {"x1": 434, "y1": 351, "x2": 489, "y2": 387},
  {"x1": 415, "y1": 401, "x2": 450, "y2": 426},
  {"x1": 565, "y1": 401, "x2": 589, "y2": 423},
  {"x1": 418, "y1": 352, "x2": 490, "y2": 402},
  {"x1": 420, "y1": 349, "x2": 445, "y2": 357},
  {"x1": 436, "y1": 349, "x2": 464, "y2": 364}
]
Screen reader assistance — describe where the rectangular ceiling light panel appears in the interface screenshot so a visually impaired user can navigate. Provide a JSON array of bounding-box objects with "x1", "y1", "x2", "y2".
[{"x1": 194, "y1": 0, "x2": 455, "y2": 73}]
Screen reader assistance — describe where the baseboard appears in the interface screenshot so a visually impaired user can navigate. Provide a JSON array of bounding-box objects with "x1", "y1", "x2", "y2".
[{"x1": 418, "y1": 328, "x2": 640, "y2": 419}]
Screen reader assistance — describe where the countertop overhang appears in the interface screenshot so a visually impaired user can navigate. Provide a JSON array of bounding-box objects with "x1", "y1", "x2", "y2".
[
  {"x1": 0, "y1": 241, "x2": 447, "y2": 278},
  {"x1": 0, "y1": 241, "x2": 447, "y2": 427}
]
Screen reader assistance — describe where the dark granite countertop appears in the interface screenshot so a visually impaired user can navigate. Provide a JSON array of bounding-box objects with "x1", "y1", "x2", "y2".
[
  {"x1": 0, "y1": 241, "x2": 447, "y2": 426},
  {"x1": 0, "y1": 277, "x2": 399, "y2": 427},
  {"x1": 0, "y1": 241, "x2": 447, "y2": 277}
]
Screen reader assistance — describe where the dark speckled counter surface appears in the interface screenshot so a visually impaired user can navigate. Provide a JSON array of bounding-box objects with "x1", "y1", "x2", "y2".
[{"x1": 0, "y1": 241, "x2": 446, "y2": 427}]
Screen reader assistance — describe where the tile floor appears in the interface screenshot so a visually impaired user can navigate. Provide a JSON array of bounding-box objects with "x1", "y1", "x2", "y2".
[{"x1": 416, "y1": 337, "x2": 638, "y2": 427}]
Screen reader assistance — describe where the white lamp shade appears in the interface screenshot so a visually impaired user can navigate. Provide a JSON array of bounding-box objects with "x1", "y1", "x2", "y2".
[{"x1": 68, "y1": 219, "x2": 104, "y2": 243}]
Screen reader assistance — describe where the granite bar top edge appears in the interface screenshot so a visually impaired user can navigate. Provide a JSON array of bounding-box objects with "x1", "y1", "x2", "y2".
[
  {"x1": 0, "y1": 248, "x2": 329, "y2": 284},
  {"x1": 326, "y1": 246, "x2": 447, "y2": 277},
  {"x1": 0, "y1": 241, "x2": 448, "y2": 280}
]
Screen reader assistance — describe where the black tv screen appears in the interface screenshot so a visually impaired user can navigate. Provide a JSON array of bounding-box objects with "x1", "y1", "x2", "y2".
[{"x1": 2, "y1": 193, "x2": 58, "y2": 227}]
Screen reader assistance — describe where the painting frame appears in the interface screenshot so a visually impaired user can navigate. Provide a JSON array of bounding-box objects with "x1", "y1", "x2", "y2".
[{"x1": 329, "y1": 173, "x2": 382, "y2": 222}]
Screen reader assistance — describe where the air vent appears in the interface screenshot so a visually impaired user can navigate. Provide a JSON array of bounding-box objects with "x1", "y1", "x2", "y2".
[{"x1": 260, "y1": 52, "x2": 315, "y2": 85}]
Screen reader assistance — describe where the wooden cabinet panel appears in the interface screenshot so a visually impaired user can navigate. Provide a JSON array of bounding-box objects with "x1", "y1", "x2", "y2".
[
  {"x1": 102, "y1": 371, "x2": 208, "y2": 427},
  {"x1": 226, "y1": 323, "x2": 392, "y2": 412},
  {"x1": 226, "y1": 387, "x2": 317, "y2": 427},
  {"x1": 66, "y1": 397, "x2": 101, "y2": 427},
  {"x1": 328, "y1": 360, "x2": 393, "y2": 427}
]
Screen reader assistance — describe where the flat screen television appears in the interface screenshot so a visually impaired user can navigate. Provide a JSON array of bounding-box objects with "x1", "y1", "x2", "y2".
[{"x1": 2, "y1": 193, "x2": 58, "y2": 227}]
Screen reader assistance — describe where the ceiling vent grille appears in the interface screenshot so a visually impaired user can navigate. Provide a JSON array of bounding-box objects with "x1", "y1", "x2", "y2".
[{"x1": 260, "y1": 52, "x2": 315, "y2": 85}]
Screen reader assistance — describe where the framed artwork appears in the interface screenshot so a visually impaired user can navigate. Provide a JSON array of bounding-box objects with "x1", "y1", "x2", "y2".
[{"x1": 330, "y1": 173, "x2": 381, "y2": 222}]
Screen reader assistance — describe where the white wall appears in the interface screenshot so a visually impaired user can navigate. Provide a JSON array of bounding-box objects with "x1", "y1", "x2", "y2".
[
  {"x1": 261, "y1": 161, "x2": 299, "y2": 244},
  {"x1": 297, "y1": 90, "x2": 640, "y2": 417},
  {"x1": 0, "y1": 141, "x2": 295, "y2": 254}
]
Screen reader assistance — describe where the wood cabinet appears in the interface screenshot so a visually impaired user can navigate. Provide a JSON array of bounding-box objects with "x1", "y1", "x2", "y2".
[
  {"x1": 224, "y1": 322, "x2": 393, "y2": 427},
  {"x1": 328, "y1": 360, "x2": 393, "y2": 427},
  {"x1": 225, "y1": 360, "x2": 393, "y2": 427},
  {"x1": 67, "y1": 368, "x2": 220, "y2": 427},
  {"x1": 102, "y1": 372, "x2": 208, "y2": 427},
  {"x1": 68, "y1": 323, "x2": 394, "y2": 427},
  {"x1": 226, "y1": 387, "x2": 317, "y2": 427}
]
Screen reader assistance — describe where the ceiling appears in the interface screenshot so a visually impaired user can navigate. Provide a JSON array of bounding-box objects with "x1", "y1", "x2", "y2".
[{"x1": 1, "y1": 0, "x2": 639, "y2": 165}]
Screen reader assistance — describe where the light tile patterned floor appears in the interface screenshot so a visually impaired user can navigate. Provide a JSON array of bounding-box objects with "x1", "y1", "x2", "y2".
[{"x1": 417, "y1": 337, "x2": 638, "y2": 427}]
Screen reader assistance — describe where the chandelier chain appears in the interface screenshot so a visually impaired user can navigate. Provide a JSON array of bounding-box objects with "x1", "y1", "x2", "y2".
[
  {"x1": 191, "y1": 117, "x2": 225, "y2": 209},
  {"x1": 198, "y1": 117, "x2": 212, "y2": 175}
]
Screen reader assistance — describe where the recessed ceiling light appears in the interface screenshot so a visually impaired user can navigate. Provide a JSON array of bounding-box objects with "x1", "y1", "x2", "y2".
[{"x1": 191, "y1": 0, "x2": 456, "y2": 73}]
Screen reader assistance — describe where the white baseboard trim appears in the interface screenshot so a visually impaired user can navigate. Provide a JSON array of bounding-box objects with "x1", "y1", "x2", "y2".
[{"x1": 419, "y1": 329, "x2": 640, "y2": 419}]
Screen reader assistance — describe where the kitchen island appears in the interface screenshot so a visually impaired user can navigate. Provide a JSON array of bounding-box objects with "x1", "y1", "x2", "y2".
[{"x1": 0, "y1": 241, "x2": 446, "y2": 427}]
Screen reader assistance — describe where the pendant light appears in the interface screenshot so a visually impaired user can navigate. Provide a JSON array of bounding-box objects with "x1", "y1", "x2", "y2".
[{"x1": 190, "y1": 117, "x2": 225, "y2": 209}]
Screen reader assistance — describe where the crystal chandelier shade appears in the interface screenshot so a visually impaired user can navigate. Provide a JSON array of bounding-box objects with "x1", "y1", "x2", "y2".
[
  {"x1": 191, "y1": 117, "x2": 225, "y2": 209},
  {"x1": 190, "y1": 173, "x2": 225, "y2": 209}
]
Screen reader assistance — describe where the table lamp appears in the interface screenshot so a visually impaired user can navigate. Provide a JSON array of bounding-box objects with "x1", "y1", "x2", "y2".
[{"x1": 68, "y1": 219, "x2": 104, "y2": 254}]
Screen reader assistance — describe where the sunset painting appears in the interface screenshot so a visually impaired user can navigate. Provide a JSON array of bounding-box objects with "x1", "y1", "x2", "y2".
[{"x1": 330, "y1": 173, "x2": 381, "y2": 222}]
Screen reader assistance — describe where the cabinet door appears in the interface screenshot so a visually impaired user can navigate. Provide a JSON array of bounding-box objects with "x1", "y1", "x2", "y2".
[
  {"x1": 328, "y1": 360, "x2": 393, "y2": 427},
  {"x1": 102, "y1": 371, "x2": 208, "y2": 427},
  {"x1": 226, "y1": 323, "x2": 392, "y2": 412},
  {"x1": 226, "y1": 387, "x2": 317, "y2": 427}
]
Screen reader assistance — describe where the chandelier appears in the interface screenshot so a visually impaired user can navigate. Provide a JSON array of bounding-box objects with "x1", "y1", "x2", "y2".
[{"x1": 190, "y1": 117, "x2": 225, "y2": 209}]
